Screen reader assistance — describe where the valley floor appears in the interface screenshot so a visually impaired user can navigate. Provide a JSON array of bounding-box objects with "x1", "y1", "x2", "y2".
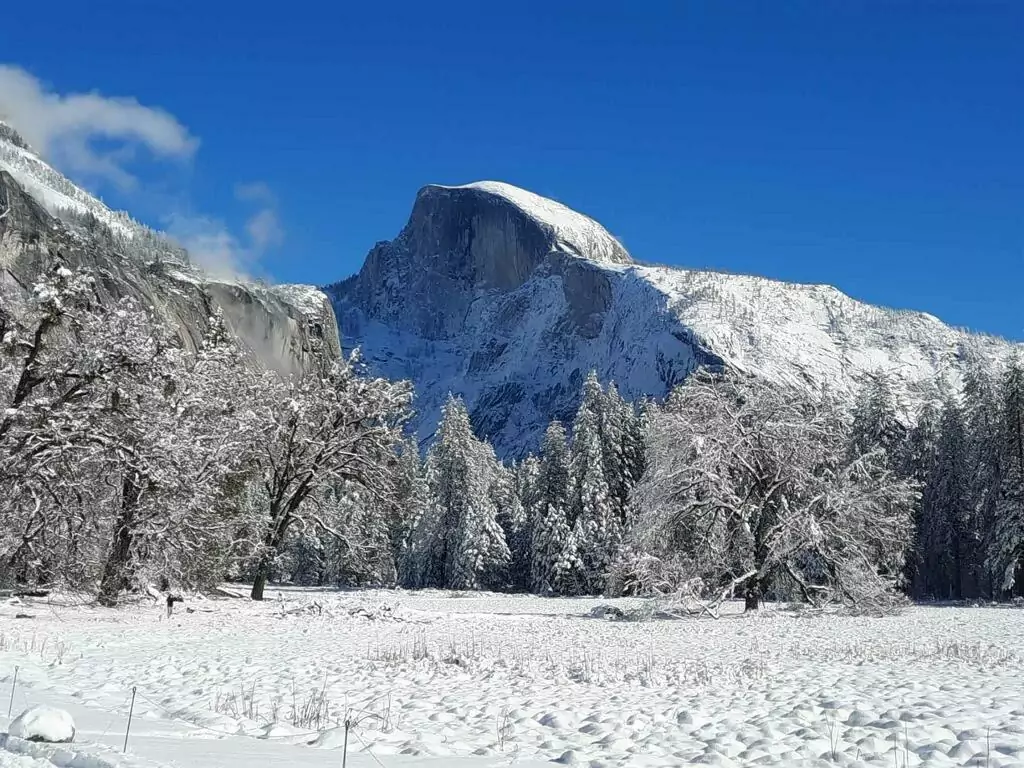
[{"x1": 1, "y1": 589, "x2": 1023, "y2": 768}]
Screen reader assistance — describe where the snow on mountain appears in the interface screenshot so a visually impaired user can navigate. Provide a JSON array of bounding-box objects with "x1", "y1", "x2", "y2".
[
  {"x1": 0, "y1": 121, "x2": 340, "y2": 372},
  {"x1": 440, "y1": 181, "x2": 632, "y2": 267},
  {"x1": 328, "y1": 181, "x2": 1017, "y2": 457},
  {"x1": 0, "y1": 121, "x2": 143, "y2": 240}
]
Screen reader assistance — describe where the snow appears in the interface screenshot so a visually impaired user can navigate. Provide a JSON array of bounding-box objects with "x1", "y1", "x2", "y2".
[
  {"x1": 3, "y1": 590, "x2": 1024, "y2": 768},
  {"x1": 0, "y1": 140, "x2": 138, "y2": 240},
  {"x1": 634, "y1": 264, "x2": 1014, "y2": 406},
  {"x1": 0, "y1": 127, "x2": 339, "y2": 372},
  {"x1": 267, "y1": 284, "x2": 332, "y2": 319},
  {"x1": 8, "y1": 707, "x2": 75, "y2": 743},
  {"x1": 333, "y1": 182, "x2": 1021, "y2": 457},
  {"x1": 438, "y1": 181, "x2": 632, "y2": 266}
]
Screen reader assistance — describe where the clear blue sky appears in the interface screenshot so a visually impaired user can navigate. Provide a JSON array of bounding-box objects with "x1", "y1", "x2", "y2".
[{"x1": 1, "y1": 2, "x2": 1021, "y2": 338}]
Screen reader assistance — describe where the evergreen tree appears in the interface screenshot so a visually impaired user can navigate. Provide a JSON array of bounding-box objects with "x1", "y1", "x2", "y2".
[
  {"x1": 903, "y1": 401, "x2": 940, "y2": 597},
  {"x1": 601, "y1": 382, "x2": 631, "y2": 525},
  {"x1": 849, "y1": 373, "x2": 905, "y2": 463},
  {"x1": 530, "y1": 422, "x2": 572, "y2": 593},
  {"x1": 391, "y1": 436, "x2": 428, "y2": 566},
  {"x1": 495, "y1": 462, "x2": 531, "y2": 591},
  {"x1": 570, "y1": 372, "x2": 621, "y2": 593},
  {"x1": 991, "y1": 355, "x2": 1024, "y2": 595},
  {"x1": 403, "y1": 397, "x2": 509, "y2": 590},
  {"x1": 918, "y1": 399, "x2": 972, "y2": 598},
  {"x1": 962, "y1": 363, "x2": 1003, "y2": 596}
]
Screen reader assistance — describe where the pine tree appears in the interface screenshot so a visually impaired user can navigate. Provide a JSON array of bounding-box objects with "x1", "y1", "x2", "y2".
[
  {"x1": 494, "y1": 462, "x2": 531, "y2": 591},
  {"x1": 530, "y1": 422, "x2": 572, "y2": 593},
  {"x1": 903, "y1": 401, "x2": 940, "y2": 597},
  {"x1": 391, "y1": 437, "x2": 428, "y2": 567},
  {"x1": 570, "y1": 372, "x2": 621, "y2": 594},
  {"x1": 601, "y1": 382, "x2": 630, "y2": 525},
  {"x1": 849, "y1": 373, "x2": 905, "y2": 463},
  {"x1": 404, "y1": 397, "x2": 509, "y2": 590},
  {"x1": 962, "y1": 363, "x2": 1003, "y2": 596},
  {"x1": 917, "y1": 399, "x2": 972, "y2": 599},
  {"x1": 991, "y1": 355, "x2": 1024, "y2": 595}
]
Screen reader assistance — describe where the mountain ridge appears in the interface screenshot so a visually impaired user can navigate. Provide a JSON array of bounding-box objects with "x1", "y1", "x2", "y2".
[
  {"x1": 0, "y1": 122, "x2": 340, "y2": 373},
  {"x1": 328, "y1": 180, "x2": 1017, "y2": 456}
]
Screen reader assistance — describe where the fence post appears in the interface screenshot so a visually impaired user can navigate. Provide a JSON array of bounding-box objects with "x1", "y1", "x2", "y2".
[
  {"x1": 7, "y1": 666, "x2": 18, "y2": 717},
  {"x1": 123, "y1": 687, "x2": 137, "y2": 752}
]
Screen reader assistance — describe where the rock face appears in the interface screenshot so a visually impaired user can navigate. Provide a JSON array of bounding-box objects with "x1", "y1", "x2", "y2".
[
  {"x1": 328, "y1": 181, "x2": 1017, "y2": 457},
  {"x1": 0, "y1": 125, "x2": 339, "y2": 373}
]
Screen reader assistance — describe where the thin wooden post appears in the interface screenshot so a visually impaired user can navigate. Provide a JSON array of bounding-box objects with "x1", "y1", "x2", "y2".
[
  {"x1": 7, "y1": 666, "x2": 18, "y2": 717},
  {"x1": 123, "y1": 686, "x2": 137, "y2": 752}
]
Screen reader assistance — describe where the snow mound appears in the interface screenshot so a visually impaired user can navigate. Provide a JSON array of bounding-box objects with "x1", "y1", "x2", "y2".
[
  {"x1": 439, "y1": 181, "x2": 631, "y2": 265},
  {"x1": 8, "y1": 706, "x2": 76, "y2": 743}
]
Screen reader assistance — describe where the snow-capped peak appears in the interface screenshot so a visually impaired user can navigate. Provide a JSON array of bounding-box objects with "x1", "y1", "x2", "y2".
[{"x1": 431, "y1": 181, "x2": 632, "y2": 266}]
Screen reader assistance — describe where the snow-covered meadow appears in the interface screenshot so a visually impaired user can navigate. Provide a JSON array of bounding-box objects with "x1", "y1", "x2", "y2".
[{"x1": 2, "y1": 590, "x2": 1024, "y2": 768}]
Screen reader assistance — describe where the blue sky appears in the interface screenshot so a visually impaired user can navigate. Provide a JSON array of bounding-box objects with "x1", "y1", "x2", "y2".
[{"x1": 0, "y1": 2, "x2": 1021, "y2": 338}]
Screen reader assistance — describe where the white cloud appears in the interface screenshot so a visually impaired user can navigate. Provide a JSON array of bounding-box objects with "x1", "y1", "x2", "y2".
[
  {"x1": 0, "y1": 65, "x2": 286, "y2": 279},
  {"x1": 235, "y1": 182, "x2": 284, "y2": 251},
  {"x1": 165, "y1": 181, "x2": 285, "y2": 279},
  {"x1": 0, "y1": 64, "x2": 197, "y2": 189},
  {"x1": 245, "y1": 207, "x2": 284, "y2": 251}
]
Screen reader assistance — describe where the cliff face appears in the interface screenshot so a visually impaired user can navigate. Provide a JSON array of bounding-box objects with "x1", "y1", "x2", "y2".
[
  {"x1": 329, "y1": 181, "x2": 1016, "y2": 457},
  {"x1": 0, "y1": 127, "x2": 339, "y2": 374}
]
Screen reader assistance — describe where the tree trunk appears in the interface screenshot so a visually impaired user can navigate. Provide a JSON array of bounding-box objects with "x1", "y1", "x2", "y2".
[
  {"x1": 250, "y1": 553, "x2": 271, "y2": 601},
  {"x1": 98, "y1": 475, "x2": 142, "y2": 607},
  {"x1": 744, "y1": 582, "x2": 762, "y2": 612},
  {"x1": 250, "y1": 504, "x2": 289, "y2": 601}
]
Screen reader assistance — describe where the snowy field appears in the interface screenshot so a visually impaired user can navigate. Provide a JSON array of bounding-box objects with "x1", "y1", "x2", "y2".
[{"x1": 2, "y1": 590, "x2": 1024, "y2": 768}]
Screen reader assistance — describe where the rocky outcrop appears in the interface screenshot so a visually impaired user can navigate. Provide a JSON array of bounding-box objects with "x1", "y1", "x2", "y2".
[
  {"x1": 328, "y1": 181, "x2": 1017, "y2": 457},
  {"x1": 0, "y1": 168, "x2": 339, "y2": 374}
]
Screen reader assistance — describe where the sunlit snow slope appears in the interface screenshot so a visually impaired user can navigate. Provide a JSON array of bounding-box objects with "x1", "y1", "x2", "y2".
[{"x1": 328, "y1": 181, "x2": 1017, "y2": 456}]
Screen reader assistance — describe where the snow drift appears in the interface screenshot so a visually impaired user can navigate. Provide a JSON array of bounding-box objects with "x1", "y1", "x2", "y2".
[{"x1": 8, "y1": 706, "x2": 76, "y2": 743}]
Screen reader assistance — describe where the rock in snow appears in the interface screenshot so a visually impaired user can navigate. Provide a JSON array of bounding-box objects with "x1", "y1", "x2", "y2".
[
  {"x1": 328, "y1": 180, "x2": 1020, "y2": 457},
  {"x1": 8, "y1": 705, "x2": 76, "y2": 743}
]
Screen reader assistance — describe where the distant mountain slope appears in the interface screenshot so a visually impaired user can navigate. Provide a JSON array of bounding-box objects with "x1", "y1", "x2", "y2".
[
  {"x1": 327, "y1": 181, "x2": 1015, "y2": 456},
  {"x1": 0, "y1": 121, "x2": 339, "y2": 372}
]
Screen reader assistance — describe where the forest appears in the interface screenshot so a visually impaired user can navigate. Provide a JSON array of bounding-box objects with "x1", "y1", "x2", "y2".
[{"x1": 2, "y1": 266, "x2": 1023, "y2": 608}]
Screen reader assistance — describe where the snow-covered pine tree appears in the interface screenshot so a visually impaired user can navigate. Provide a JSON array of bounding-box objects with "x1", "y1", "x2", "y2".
[
  {"x1": 622, "y1": 396, "x2": 650, "y2": 517},
  {"x1": 601, "y1": 382, "x2": 630, "y2": 524},
  {"x1": 849, "y1": 373, "x2": 906, "y2": 463},
  {"x1": 404, "y1": 396, "x2": 509, "y2": 590},
  {"x1": 990, "y1": 355, "x2": 1024, "y2": 596},
  {"x1": 391, "y1": 436, "x2": 428, "y2": 572},
  {"x1": 916, "y1": 398, "x2": 973, "y2": 599},
  {"x1": 962, "y1": 362, "x2": 1004, "y2": 596},
  {"x1": 530, "y1": 421, "x2": 572, "y2": 594},
  {"x1": 902, "y1": 401, "x2": 940, "y2": 597},
  {"x1": 493, "y1": 462, "x2": 530, "y2": 591},
  {"x1": 570, "y1": 372, "x2": 621, "y2": 594}
]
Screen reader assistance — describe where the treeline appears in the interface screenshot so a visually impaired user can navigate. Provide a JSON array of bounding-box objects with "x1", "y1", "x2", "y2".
[{"x1": 3, "y1": 265, "x2": 1023, "y2": 607}]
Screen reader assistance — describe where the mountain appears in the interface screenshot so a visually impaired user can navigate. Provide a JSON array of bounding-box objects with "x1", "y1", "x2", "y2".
[
  {"x1": 327, "y1": 181, "x2": 1016, "y2": 457},
  {"x1": 0, "y1": 121, "x2": 339, "y2": 372}
]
